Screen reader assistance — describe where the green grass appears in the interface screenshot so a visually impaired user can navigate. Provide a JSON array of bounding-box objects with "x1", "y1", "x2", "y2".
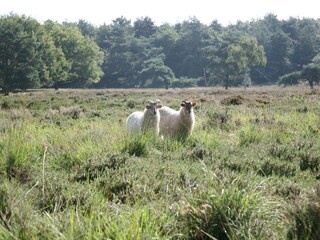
[{"x1": 0, "y1": 86, "x2": 320, "y2": 239}]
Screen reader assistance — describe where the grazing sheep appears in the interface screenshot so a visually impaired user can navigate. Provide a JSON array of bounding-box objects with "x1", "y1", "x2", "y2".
[
  {"x1": 159, "y1": 100, "x2": 197, "y2": 139},
  {"x1": 126, "y1": 99, "x2": 162, "y2": 136}
]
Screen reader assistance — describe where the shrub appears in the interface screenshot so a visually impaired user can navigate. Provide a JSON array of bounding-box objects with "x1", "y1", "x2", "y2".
[
  {"x1": 171, "y1": 77, "x2": 199, "y2": 88},
  {"x1": 103, "y1": 207, "x2": 172, "y2": 239},
  {"x1": 0, "y1": 128, "x2": 42, "y2": 182},
  {"x1": 59, "y1": 106, "x2": 84, "y2": 119},
  {"x1": 204, "y1": 109, "x2": 230, "y2": 129},
  {"x1": 0, "y1": 185, "x2": 11, "y2": 229},
  {"x1": 221, "y1": 95, "x2": 243, "y2": 105},
  {"x1": 178, "y1": 179, "x2": 285, "y2": 239},
  {"x1": 239, "y1": 125, "x2": 262, "y2": 146},
  {"x1": 278, "y1": 71, "x2": 301, "y2": 86},
  {"x1": 257, "y1": 159, "x2": 296, "y2": 177},
  {"x1": 287, "y1": 185, "x2": 320, "y2": 239},
  {"x1": 126, "y1": 100, "x2": 136, "y2": 109},
  {"x1": 122, "y1": 135, "x2": 150, "y2": 157},
  {"x1": 74, "y1": 154, "x2": 128, "y2": 182}
]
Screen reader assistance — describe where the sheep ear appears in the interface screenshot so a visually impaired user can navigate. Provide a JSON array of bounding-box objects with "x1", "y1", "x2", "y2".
[
  {"x1": 192, "y1": 102, "x2": 197, "y2": 107},
  {"x1": 157, "y1": 104, "x2": 162, "y2": 108}
]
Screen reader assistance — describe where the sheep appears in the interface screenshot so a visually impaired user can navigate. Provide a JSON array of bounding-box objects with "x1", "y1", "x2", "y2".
[
  {"x1": 126, "y1": 99, "x2": 162, "y2": 136},
  {"x1": 159, "y1": 100, "x2": 197, "y2": 139}
]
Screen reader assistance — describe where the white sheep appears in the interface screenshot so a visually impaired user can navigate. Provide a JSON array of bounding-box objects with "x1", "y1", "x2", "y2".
[
  {"x1": 159, "y1": 100, "x2": 197, "y2": 139},
  {"x1": 126, "y1": 99, "x2": 162, "y2": 136}
]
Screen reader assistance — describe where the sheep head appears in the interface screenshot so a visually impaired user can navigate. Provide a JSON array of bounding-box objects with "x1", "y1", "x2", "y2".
[
  {"x1": 145, "y1": 99, "x2": 162, "y2": 115},
  {"x1": 181, "y1": 100, "x2": 197, "y2": 114}
]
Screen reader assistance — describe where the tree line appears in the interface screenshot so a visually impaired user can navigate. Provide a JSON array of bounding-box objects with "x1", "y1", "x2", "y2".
[{"x1": 0, "y1": 13, "x2": 320, "y2": 93}]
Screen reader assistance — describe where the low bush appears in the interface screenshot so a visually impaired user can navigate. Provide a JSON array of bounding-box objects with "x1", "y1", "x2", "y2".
[{"x1": 178, "y1": 177, "x2": 286, "y2": 239}]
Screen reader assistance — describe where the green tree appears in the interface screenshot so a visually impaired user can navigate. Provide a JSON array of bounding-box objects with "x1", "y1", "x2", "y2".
[
  {"x1": 313, "y1": 53, "x2": 320, "y2": 64},
  {"x1": 209, "y1": 20, "x2": 223, "y2": 32},
  {"x1": 31, "y1": 20, "x2": 70, "y2": 88},
  {"x1": 170, "y1": 18, "x2": 211, "y2": 78},
  {"x1": 97, "y1": 17, "x2": 174, "y2": 88},
  {"x1": 279, "y1": 54, "x2": 320, "y2": 88},
  {"x1": 202, "y1": 28, "x2": 265, "y2": 89},
  {"x1": 278, "y1": 71, "x2": 301, "y2": 86},
  {"x1": 300, "y1": 63, "x2": 320, "y2": 89},
  {"x1": 284, "y1": 18, "x2": 320, "y2": 70},
  {"x1": 227, "y1": 36, "x2": 266, "y2": 70},
  {"x1": 133, "y1": 17, "x2": 156, "y2": 38},
  {"x1": 139, "y1": 53, "x2": 175, "y2": 89},
  {"x1": 225, "y1": 35, "x2": 266, "y2": 88},
  {"x1": 249, "y1": 14, "x2": 289, "y2": 84},
  {"x1": 267, "y1": 31, "x2": 293, "y2": 81},
  {"x1": 76, "y1": 19, "x2": 97, "y2": 39},
  {"x1": 201, "y1": 28, "x2": 228, "y2": 87},
  {"x1": 45, "y1": 22, "x2": 104, "y2": 87},
  {"x1": 100, "y1": 17, "x2": 135, "y2": 87},
  {"x1": 37, "y1": 29, "x2": 70, "y2": 87},
  {"x1": 0, "y1": 15, "x2": 38, "y2": 93},
  {"x1": 96, "y1": 23, "x2": 112, "y2": 50},
  {"x1": 153, "y1": 23, "x2": 179, "y2": 70}
]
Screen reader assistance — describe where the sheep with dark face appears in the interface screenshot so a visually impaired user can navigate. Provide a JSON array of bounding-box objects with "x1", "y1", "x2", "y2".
[
  {"x1": 159, "y1": 100, "x2": 197, "y2": 139},
  {"x1": 126, "y1": 99, "x2": 162, "y2": 136}
]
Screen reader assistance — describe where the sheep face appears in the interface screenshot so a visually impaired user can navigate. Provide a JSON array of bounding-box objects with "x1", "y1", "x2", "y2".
[
  {"x1": 181, "y1": 101, "x2": 197, "y2": 114},
  {"x1": 141, "y1": 99, "x2": 162, "y2": 135},
  {"x1": 146, "y1": 103, "x2": 162, "y2": 115},
  {"x1": 145, "y1": 99, "x2": 162, "y2": 115},
  {"x1": 127, "y1": 99, "x2": 162, "y2": 136}
]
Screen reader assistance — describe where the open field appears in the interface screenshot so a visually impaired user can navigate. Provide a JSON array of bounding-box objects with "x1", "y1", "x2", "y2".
[{"x1": 0, "y1": 86, "x2": 320, "y2": 239}]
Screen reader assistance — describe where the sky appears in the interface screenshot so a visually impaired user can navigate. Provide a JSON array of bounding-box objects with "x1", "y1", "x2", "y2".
[{"x1": 1, "y1": 0, "x2": 319, "y2": 26}]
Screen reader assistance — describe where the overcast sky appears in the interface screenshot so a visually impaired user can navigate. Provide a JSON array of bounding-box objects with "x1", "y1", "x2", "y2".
[{"x1": 1, "y1": 0, "x2": 319, "y2": 26}]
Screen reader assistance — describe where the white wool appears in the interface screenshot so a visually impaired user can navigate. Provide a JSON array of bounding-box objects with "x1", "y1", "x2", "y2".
[
  {"x1": 159, "y1": 101, "x2": 196, "y2": 138},
  {"x1": 126, "y1": 100, "x2": 162, "y2": 136}
]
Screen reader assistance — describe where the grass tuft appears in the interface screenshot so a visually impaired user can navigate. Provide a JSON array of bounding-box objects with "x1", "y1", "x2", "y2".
[
  {"x1": 287, "y1": 185, "x2": 320, "y2": 239},
  {"x1": 122, "y1": 134, "x2": 151, "y2": 157},
  {"x1": 178, "y1": 177, "x2": 286, "y2": 239}
]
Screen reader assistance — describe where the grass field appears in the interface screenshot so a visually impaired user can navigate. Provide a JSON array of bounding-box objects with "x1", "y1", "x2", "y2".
[{"x1": 0, "y1": 86, "x2": 320, "y2": 239}]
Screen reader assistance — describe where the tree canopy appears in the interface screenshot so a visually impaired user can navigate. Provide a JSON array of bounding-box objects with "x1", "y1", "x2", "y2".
[
  {"x1": 0, "y1": 14, "x2": 104, "y2": 93},
  {"x1": 0, "y1": 13, "x2": 320, "y2": 92}
]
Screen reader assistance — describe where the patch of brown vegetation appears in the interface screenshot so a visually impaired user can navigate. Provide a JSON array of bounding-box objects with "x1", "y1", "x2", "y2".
[{"x1": 221, "y1": 95, "x2": 244, "y2": 105}]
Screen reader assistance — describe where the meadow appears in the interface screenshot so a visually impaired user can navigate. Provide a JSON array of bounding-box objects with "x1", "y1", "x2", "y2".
[{"x1": 0, "y1": 86, "x2": 319, "y2": 239}]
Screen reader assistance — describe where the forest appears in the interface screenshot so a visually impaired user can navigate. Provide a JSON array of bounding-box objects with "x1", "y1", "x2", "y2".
[
  {"x1": 1, "y1": 12, "x2": 320, "y2": 239},
  {"x1": 0, "y1": 13, "x2": 320, "y2": 93}
]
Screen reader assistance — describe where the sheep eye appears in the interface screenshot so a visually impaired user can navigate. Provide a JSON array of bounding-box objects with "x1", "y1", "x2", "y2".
[{"x1": 181, "y1": 103, "x2": 185, "y2": 107}]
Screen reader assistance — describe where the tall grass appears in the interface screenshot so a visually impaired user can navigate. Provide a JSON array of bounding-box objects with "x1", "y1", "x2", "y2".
[
  {"x1": 0, "y1": 87, "x2": 320, "y2": 239},
  {"x1": 178, "y1": 177, "x2": 287, "y2": 239}
]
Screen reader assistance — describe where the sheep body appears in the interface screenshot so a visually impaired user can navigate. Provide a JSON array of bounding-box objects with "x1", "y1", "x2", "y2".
[
  {"x1": 159, "y1": 101, "x2": 196, "y2": 139},
  {"x1": 126, "y1": 100, "x2": 162, "y2": 136}
]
